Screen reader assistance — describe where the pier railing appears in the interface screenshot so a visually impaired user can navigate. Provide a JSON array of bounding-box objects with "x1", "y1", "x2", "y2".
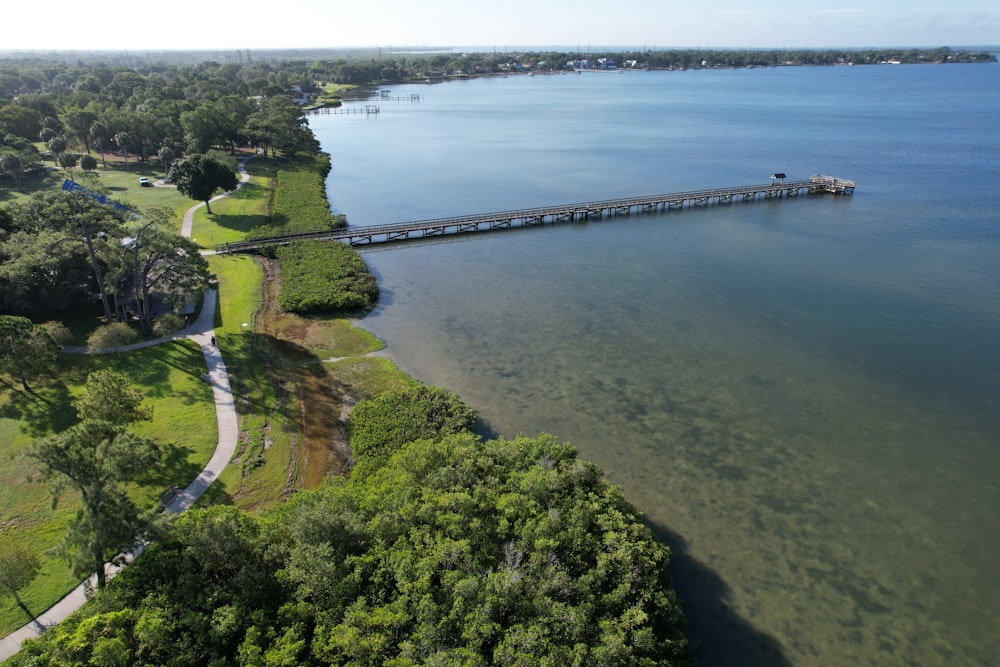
[{"x1": 215, "y1": 175, "x2": 854, "y2": 253}]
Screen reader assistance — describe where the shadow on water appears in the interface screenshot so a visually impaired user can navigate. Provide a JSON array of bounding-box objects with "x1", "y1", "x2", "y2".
[{"x1": 649, "y1": 520, "x2": 792, "y2": 667}]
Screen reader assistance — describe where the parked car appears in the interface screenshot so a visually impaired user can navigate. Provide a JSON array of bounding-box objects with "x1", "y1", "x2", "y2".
[{"x1": 139, "y1": 177, "x2": 151, "y2": 187}]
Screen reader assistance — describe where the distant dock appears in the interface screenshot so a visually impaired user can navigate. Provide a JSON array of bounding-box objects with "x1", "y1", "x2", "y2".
[{"x1": 215, "y1": 175, "x2": 855, "y2": 253}]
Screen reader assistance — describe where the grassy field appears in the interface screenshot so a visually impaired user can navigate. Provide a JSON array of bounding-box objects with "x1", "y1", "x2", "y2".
[
  {"x1": 0, "y1": 154, "x2": 195, "y2": 219},
  {"x1": 189, "y1": 158, "x2": 277, "y2": 249},
  {"x1": 0, "y1": 341, "x2": 217, "y2": 636}
]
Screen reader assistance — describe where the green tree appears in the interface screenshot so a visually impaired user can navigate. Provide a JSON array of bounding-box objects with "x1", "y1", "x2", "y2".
[
  {"x1": 28, "y1": 191, "x2": 131, "y2": 323},
  {"x1": 74, "y1": 369, "x2": 153, "y2": 424},
  {"x1": 47, "y1": 135, "x2": 67, "y2": 165},
  {"x1": 348, "y1": 385, "x2": 475, "y2": 473},
  {"x1": 243, "y1": 96, "x2": 314, "y2": 158},
  {"x1": 157, "y1": 145, "x2": 176, "y2": 174},
  {"x1": 62, "y1": 108, "x2": 98, "y2": 154},
  {"x1": 58, "y1": 151, "x2": 78, "y2": 171},
  {"x1": 114, "y1": 131, "x2": 131, "y2": 168},
  {"x1": 0, "y1": 105, "x2": 43, "y2": 140},
  {"x1": 0, "y1": 542, "x2": 41, "y2": 621},
  {"x1": 80, "y1": 153, "x2": 98, "y2": 172},
  {"x1": 0, "y1": 315, "x2": 60, "y2": 394},
  {"x1": 168, "y1": 153, "x2": 238, "y2": 214},
  {"x1": 121, "y1": 217, "x2": 210, "y2": 332},
  {"x1": 31, "y1": 372, "x2": 161, "y2": 589},
  {"x1": 0, "y1": 152, "x2": 23, "y2": 186}
]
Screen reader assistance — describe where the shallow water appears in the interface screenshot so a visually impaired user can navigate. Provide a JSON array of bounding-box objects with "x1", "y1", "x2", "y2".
[{"x1": 313, "y1": 64, "x2": 1000, "y2": 665}]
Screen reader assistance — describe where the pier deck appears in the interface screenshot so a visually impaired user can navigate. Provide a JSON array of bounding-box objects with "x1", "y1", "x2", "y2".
[{"x1": 215, "y1": 175, "x2": 854, "y2": 254}]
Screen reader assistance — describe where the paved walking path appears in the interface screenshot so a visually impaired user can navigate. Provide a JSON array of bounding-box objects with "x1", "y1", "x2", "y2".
[
  {"x1": 0, "y1": 163, "x2": 250, "y2": 662},
  {"x1": 180, "y1": 158, "x2": 251, "y2": 238}
]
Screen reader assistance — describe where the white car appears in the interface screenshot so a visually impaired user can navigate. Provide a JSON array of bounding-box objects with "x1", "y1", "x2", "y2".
[{"x1": 139, "y1": 177, "x2": 151, "y2": 187}]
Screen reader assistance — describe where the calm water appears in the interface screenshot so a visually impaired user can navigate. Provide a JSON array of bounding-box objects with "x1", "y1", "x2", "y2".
[{"x1": 312, "y1": 65, "x2": 1000, "y2": 666}]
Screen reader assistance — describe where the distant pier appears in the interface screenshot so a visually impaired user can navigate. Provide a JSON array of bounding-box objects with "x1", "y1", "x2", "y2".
[{"x1": 215, "y1": 175, "x2": 855, "y2": 253}]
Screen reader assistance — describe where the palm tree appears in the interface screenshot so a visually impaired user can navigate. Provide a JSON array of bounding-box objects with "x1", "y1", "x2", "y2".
[{"x1": 114, "y1": 131, "x2": 131, "y2": 169}]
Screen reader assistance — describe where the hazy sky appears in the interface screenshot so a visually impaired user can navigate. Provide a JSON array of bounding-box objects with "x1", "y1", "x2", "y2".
[{"x1": 5, "y1": 0, "x2": 998, "y2": 52}]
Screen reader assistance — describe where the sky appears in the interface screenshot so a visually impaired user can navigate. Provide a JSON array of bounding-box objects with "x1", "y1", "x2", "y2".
[{"x1": 4, "y1": 0, "x2": 998, "y2": 52}]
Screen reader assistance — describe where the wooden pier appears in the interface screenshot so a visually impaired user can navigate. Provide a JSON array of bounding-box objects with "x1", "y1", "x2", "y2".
[
  {"x1": 306, "y1": 104, "x2": 380, "y2": 116},
  {"x1": 215, "y1": 175, "x2": 854, "y2": 254}
]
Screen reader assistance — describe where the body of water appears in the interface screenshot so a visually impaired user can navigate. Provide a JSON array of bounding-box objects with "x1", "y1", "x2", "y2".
[{"x1": 310, "y1": 64, "x2": 1000, "y2": 665}]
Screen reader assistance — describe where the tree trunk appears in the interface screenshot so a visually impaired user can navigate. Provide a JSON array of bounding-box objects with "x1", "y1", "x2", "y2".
[
  {"x1": 83, "y1": 229, "x2": 114, "y2": 324},
  {"x1": 94, "y1": 550, "x2": 107, "y2": 589},
  {"x1": 18, "y1": 372, "x2": 37, "y2": 396},
  {"x1": 204, "y1": 199, "x2": 213, "y2": 215}
]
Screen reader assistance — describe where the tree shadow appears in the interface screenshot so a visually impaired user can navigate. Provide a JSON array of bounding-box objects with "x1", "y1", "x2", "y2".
[
  {"x1": 0, "y1": 381, "x2": 76, "y2": 437},
  {"x1": 154, "y1": 442, "x2": 209, "y2": 491},
  {"x1": 647, "y1": 520, "x2": 792, "y2": 667}
]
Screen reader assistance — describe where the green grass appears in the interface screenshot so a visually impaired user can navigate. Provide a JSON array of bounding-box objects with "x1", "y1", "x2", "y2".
[
  {"x1": 0, "y1": 158, "x2": 192, "y2": 223},
  {"x1": 248, "y1": 153, "x2": 341, "y2": 238},
  {"x1": 324, "y1": 356, "x2": 419, "y2": 402},
  {"x1": 77, "y1": 164, "x2": 193, "y2": 219},
  {"x1": 189, "y1": 160, "x2": 276, "y2": 249},
  {"x1": 206, "y1": 254, "x2": 296, "y2": 512},
  {"x1": 0, "y1": 340, "x2": 217, "y2": 637},
  {"x1": 208, "y1": 255, "x2": 264, "y2": 334}
]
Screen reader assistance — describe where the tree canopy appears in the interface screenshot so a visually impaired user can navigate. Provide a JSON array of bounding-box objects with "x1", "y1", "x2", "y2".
[
  {"x1": 168, "y1": 153, "x2": 239, "y2": 214},
  {"x1": 12, "y1": 434, "x2": 689, "y2": 665},
  {"x1": 0, "y1": 314, "x2": 60, "y2": 394}
]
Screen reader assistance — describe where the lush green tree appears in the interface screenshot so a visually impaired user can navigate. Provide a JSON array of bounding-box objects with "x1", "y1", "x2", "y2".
[
  {"x1": 157, "y1": 145, "x2": 176, "y2": 174},
  {"x1": 15, "y1": 190, "x2": 131, "y2": 323},
  {"x1": 287, "y1": 433, "x2": 690, "y2": 665},
  {"x1": 47, "y1": 135, "x2": 67, "y2": 164},
  {"x1": 180, "y1": 101, "x2": 227, "y2": 154},
  {"x1": 58, "y1": 151, "x2": 78, "y2": 171},
  {"x1": 348, "y1": 384, "x2": 475, "y2": 473},
  {"x1": 168, "y1": 153, "x2": 238, "y2": 214},
  {"x1": 12, "y1": 433, "x2": 689, "y2": 665},
  {"x1": 0, "y1": 315, "x2": 60, "y2": 394},
  {"x1": 114, "y1": 131, "x2": 131, "y2": 168},
  {"x1": 0, "y1": 151, "x2": 24, "y2": 186},
  {"x1": 74, "y1": 369, "x2": 153, "y2": 424},
  {"x1": 61, "y1": 108, "x2": 98, "y2": 154},
  {"x1": 243, "y1": 95, "x2": 314, "y2": 157},
  {"x1": 31, "y1": 371, "x2": 161, "y2": 588},
  {"x1": 0, "y1": 105, "x2": 44, "y2": 140},
  {"x1": 80, "y1": 153, "x2": 98, "y2": 172},
  {"x1": 0, "y1": 542, "x2": 41, "y2": 621},
  {"x1": 0, "y1": 224, "x2": 94, "y2": 316}
]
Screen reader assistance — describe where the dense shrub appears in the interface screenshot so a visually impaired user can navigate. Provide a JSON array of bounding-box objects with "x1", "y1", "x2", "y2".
[
  {"x1": 275, "y1": 239, "x2": 378, "y2": 314},
  {"x1": 249, "y1": 152, "x2": 343, "y2": 238},
  {"x1": 348, "y1": 384, "x2": 476, "y2": 473}
]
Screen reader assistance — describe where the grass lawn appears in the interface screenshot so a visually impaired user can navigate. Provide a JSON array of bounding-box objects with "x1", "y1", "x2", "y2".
[
  {"x1": 74, "y1": 162, "x2": 194, "y2": 220},
  {"x1": 0, "y1": 340, "x2": 217, "y2": 637},
  {"x1": 189, "y1": 159, "x2": 277, "y2": 249}
]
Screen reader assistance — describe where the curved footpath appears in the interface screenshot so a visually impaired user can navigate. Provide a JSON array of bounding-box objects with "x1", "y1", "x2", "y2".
[{"x1": 0, "y1": 160, "x2": 250, "y2": 662}]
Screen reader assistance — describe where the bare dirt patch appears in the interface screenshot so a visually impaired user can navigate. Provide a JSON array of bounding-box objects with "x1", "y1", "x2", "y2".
[{"x1": 256, "y1": 256, "x2": 353, "y2": 487}]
